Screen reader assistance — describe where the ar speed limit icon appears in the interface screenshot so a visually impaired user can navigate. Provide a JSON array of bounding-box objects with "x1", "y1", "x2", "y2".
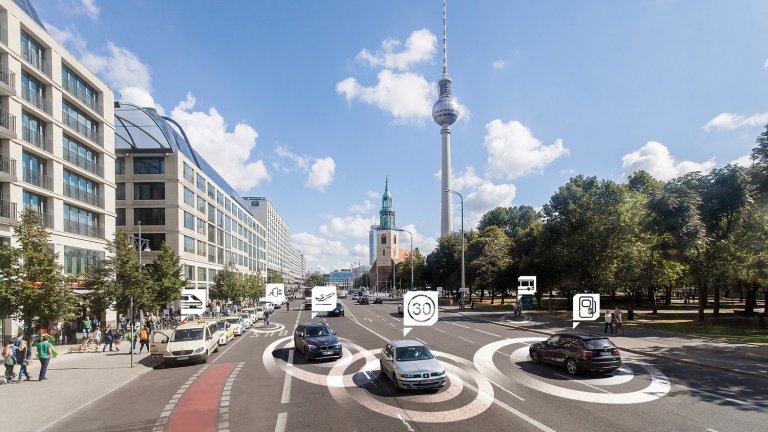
[{"x1": 403, "y1": 291, "x2": 438, "y2": 333}]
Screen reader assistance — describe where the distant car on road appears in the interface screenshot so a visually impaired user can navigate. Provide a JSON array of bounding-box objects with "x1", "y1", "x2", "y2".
[
  {"x1": 379, "y1": 340, "x2": 446, "y2": 391},
  {"x1": 293, "y1": 322, "x2": 342, "y2": 361},
  {"x1": 327, "y1": 303, "x2": 345, "y2": 317},
  {"x1": 529, "y1": 334, "x2": 621, "y2": 375},
  {"x1": 358, "y1": 296, "x2": 369, "y2": 305},
  {"x1": 373, "y1": 298, "x2": 382, "y2": 304},
  {"x1": 304, "y1": 299, "x2": 312, "y2": 310}
]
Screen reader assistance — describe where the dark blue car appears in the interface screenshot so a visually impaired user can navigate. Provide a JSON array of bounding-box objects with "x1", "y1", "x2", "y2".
[{"x1": 293, "y1": 322, "x2": 342, "y2": 361}]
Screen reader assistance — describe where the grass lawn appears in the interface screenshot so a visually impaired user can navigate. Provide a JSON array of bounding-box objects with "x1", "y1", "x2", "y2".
[{"x1": 624, "y1": 320, "x2": 768, "y2": 345}]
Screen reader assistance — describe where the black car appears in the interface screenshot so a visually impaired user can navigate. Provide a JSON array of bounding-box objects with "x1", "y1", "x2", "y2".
[
  {"x1": 373, "y1": 298, "x2": 382, "y2": 304},
  {"x1": 293, "y1": 322, "x2": 342, "y2": 361},
  {"x1": 358, "y1": 296, "x2": 369, "y2": 305},
  {"x1": 303, "y1": 299, "x2": 312, "y2": 310},
  {"x1": 327, "y1": 303, "x2": 345, "y2": 317},
  {"x1": 529, "y1": 333, "x2": 621, "y2": 375}
]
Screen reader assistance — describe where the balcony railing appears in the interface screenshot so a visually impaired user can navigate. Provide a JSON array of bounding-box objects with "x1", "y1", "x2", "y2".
[
  {"x1": 22, "y1": 168, "x2": 53, "y2": 190},
  {"x1": 0, "y1": 152, "x2": 16, "y2": 177},
  {"x1": 0, "y1": 63, "x2": 15, "y2": 91},
  {"x1": 62, "y1": 147, "x2": 103, "y2": 177},
  {"x1": 0, "y1": 108, "x2": 16, "y2": 134},
  {"x1": 0, "y1": 199, "x2": 16, "y2": 221},
  {"x1": 63, "y1": 219, "x2": 104, "y2": 239},
  {"x1": 21, "y1": 126, "x2": 52, "y2": 152},
  {"x1": 63, "y1": 183, "x2": 104, "y2": 208},
  {"x1": 22, "y1": 87, "x2": 51, "y2": 114},
  {"x1": 20, "y1": 46, "x2": 50, "y2": 77},
  {"x1": 62, "y1": 111, "x2": 101, "y2": 146},
  {"x1": 62, "y1": 78, "x2": 101, "y2": 114}
]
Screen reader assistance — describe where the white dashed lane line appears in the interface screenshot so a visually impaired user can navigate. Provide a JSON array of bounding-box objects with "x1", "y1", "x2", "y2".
[
  {"x1": 457, "y1": 336, "x2": 475, "y2": 344},
  {"x1": 474, "y1": 329, "x2": 500, "y2": 337}
]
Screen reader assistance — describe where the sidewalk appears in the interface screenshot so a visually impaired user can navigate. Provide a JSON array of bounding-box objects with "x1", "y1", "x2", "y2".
[
  {"x1": 0, "y1": 339, "x2": 161, "y2": 432},
  {"x1": 440, "y1": 307, "x2": 768, "y2": 379}
]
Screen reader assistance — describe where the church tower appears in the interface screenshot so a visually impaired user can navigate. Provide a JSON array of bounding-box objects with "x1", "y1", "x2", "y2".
[{"x1": 369, "y1": 179, "x2": 403, "y2": 292}]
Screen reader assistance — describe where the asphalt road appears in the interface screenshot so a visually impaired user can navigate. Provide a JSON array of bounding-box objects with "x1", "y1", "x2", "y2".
[{"x1": 52, "y1": 300, "x2": 768, "y2": 432}]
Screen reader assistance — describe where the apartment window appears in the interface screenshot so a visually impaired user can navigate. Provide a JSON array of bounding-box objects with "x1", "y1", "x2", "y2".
[
  {"x1": 63, "y1": 204, "x2": 99, "y2": 233},
  {"x1": 209, "y1": 269, "x2": 217, "y2": 281},
  {"x1": 225, "y1": 234, "x2": 231, "y2": 249},
  {"x1": 183, "y1": 236, "x2": 195, "y2": 253},
  {"x1": 22, "y1": 112, "x2": 48, "y2": 149},
  {"x1": 225, "y1": 197, "x2": 231, "y2": 212},
  {"x1": 197, "y1": 267, "x2": 207, "y2": 281},
  {"x1": 20, "y1": 31, "x2": 46, "y2": 73},
  {"x1": 197, "y1": 195, "x2": 206, "y2": 214},
  {"x1": 207, "y1": 203, "x2": 215, "y2": 223},
  {"x1": 134, "y1": 208, "x2": 165, "y2": 225},
  {"x1": 116, "y1": 208, "x2": 126, "y2": 226},
  {"x1": 197, "y1": 218, "x2": 206, "y2": 235},
  {"x1": 63, "y1": 170, "x2": 98, "y2": 204},
  {"x1": 197, "y1": 240, "x2": 206, "y2": 257},
  {"x1": 184, "y1": 211, "x2": 194, "y2": 230},
  {"x1": 62, "y1": 64, "x2": 98, "y2": 110},
  {"x1": 216, "y1": 191, "x2": 224, "y2": 205},
  {"x1": 22, "y1": 152, "x2": 47, "y2": 185},
  {"x1": 142, "y1": 233, "x2": 166, "y2": 250},
  {"x1": 183, "y1": 162, "x2": 194, "y2": 183},
  {"x1": 116, "y1": 157, "x2": 125, "y2": 174},
  {"x1": 183, "y1": 187, "x2": 193, "y2": 207},
  {"x1": 62, "y1": 101, "x2": 98, "y2": 142},
  {"x1": 184, "y1": 265, "x2": 195, "y2": 281},
  {"x1": 207, "y1": 183, "x2": 215, "y2": 199},
  {"x1": 208, "y1": 224, "x2": 215, "y2": 243},
  {"x1": 63, "y1": 136, "x2": 98, "y2": 173},
  {"x1": 116, "y1": 183, "x2": 125, "y2": 200},
  {"x1": 134, "y1": 182, "x2": 165, "y2": 200},
  {"x1": 23, "y1": 190, "x2": 46, "y2": 213},
  {"x1": 217, "y1": 228, "x2": 224, "y2": 246},
  {"x1": 208, "y1": 244, "x2": 215, "y2": 263},
  {"x1": 217, "y1": 210, "x2": 224, "y2": 227},
  {"x1": 63, "y1": 247, "x2": 104, "y2": 274},
  {"x1": 133, "y1": 157, "x2": 165, "y2": 174},
  {"x1": 196, "y1": 173, "x2": 205, "y2": 192},
  {"x1": 225, "y1": 215, "x2": 231, "y2": 233},
  {"x1": 21, "y1": 72, "x2": 47, "y2": 112}
]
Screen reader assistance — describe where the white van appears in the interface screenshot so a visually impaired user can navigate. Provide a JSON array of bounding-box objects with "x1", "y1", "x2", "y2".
[
  {"x1": 258, "y1": 299, "x2": 275, "y2": 313},
  {"x1": 159, "y1": 320, "x2": 220, "y2": 365}
]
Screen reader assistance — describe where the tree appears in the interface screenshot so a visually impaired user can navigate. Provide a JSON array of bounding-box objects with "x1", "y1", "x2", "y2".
[
  {"x1": 426, "y1": 232, "x2": 465, "y2": 298},
  {"x1": 268, "y1": 271, "x2": 284, "y2": 283},
  {"x1": 0, "y1": 210, "x2": 73, "y2": 337},
  {"x1": 147, "y1": 241, "x2": 184, "y2": 310},
  {"x1": 305, "y1": 272, "x2": 326, "y2": 287},
  {"x1": 394, "y1": 248, "x2": 427, "y2": 289},
  {"x1": 469, "y1": 226, "x2": 511, "y2": 304},
  {"x1": 243, "y1": 274, "x2": 266, "y2": 300},
  {"x1": 751, "y1": 124, "x2": 768, "y2": 203},
  {"x1": 211, "y1": 267, "x2": 243, "y2": 302}
]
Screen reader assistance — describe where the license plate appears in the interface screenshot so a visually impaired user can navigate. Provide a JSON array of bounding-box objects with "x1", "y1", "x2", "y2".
[
  {"x1": 322, "y1": 351, "x2": 333, "y2": 355},
  {"x1": 420, "y1": 379, "x2": 435, "y2": 384},
  {"x1": 598, "y1": 352, "x2": 610, "y2": 357},
  {"x1": 177, "y1": 356, "x2": 189, "y2": 361}
]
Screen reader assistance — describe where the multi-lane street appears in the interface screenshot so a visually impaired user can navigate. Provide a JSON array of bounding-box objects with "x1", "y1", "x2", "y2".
[{"x1": 51, "y1": 299, "x2": 767, "y2": 432}]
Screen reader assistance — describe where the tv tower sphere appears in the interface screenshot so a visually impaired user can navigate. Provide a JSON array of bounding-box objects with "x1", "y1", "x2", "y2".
[{"x1": 432, "y1": 77, "x2": 459, "y2": 126}]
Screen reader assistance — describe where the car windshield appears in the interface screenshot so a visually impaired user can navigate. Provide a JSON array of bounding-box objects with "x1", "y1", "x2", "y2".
[
  {"x1": 226, "y1": 319, "x2": 240, "y2": 325},
  {"x1": 584, "y1": 339, "x2": 616, "y2": 349},
  {"x1": 217, "y1": 322, "x2": 226, "y2": 330},
  {"x1": 395, "y1": 346, "x2": 434, "y2": 362},
  {"x1": 306, "y1": 326, "x2": 332, "y2": 337},
  {"x1": 171, "y1": 328, "x2": 203, "y2": 342}
]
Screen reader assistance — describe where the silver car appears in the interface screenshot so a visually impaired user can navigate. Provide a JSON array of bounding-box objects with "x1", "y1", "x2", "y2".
[{"x1": 379, "y1": 340, "x2": 446, "y2": 391}]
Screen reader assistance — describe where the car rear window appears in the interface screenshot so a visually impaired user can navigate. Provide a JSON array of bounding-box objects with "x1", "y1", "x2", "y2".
[{"x1": 584, "y1": 339, "x2": 616, "y2": 349}]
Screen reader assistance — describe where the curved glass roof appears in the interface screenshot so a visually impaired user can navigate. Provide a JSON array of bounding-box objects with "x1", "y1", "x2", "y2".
[
  {"x1": 15, "y1": 0, "x2": 46, "y2": 30},
  {"x1": 115, "y1": 103, "x2": 250, "y2": 210}
]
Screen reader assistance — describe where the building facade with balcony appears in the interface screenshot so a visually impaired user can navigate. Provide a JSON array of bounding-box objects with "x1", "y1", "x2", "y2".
[
  {"x1": 115, "y1": 103, "x2": 267, "y2": 303},
  {"x1": 0, "y1": 0, "x2": 116, "y2": 342}
]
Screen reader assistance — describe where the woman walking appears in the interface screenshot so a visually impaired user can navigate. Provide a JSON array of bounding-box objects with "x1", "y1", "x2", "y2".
[
  {"x1": 93, "y1": 326, "x2": 102, "y2": 346},
  {"x1": 138, "y1": 326, "x2": 149, "y2": 354},
  {"x1": 15, "y1": 340, "x2": 31, "y2": 382},
  {"x1": 102, "y1": 325, "x2": 114, "y2": 352},
  {"x1": 37, "y1": 335, "x2": 53, "y2": 381},
  {"x1": 2, "y1": 339, "x2": 15, "y2": 383}
]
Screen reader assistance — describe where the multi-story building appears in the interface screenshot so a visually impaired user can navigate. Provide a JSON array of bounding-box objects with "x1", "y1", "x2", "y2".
[
  {"x1": 329, "y1": 269, "x2": 353, "y2": 290},
  {"x1": 114, "y1": 103, "x2": 267, "y2": 303},
  {"x1": 0, "y1": 0, "x2": 116, "y2": 341},
  {"x1": 244, "y1": 196, "x2": 304, "y2": 286}
]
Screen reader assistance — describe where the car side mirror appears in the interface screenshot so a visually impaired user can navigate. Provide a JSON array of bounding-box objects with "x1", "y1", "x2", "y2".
[
  {"x1": 331, "y1": 330, "x2": 336, "y2": 335},
  {"x1": 163, "y1": 338, "x2": 169, "y2": 343}
]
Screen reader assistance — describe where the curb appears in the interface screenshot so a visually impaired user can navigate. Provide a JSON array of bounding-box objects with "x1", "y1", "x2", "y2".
[{"x1": 448, "y1": 308, "x2": 767, "y2": 380}]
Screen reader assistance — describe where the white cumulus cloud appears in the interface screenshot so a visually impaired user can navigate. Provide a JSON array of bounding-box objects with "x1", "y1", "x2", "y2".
[
  {"x1": 348, "y1": 200, "x2": 374, "y2": 214},
  {"x1": 367, "y1": 190, "x2": 381, "y2": 199},
  {"x1": 290, "y1": 232, "x2": 349, "y2": 272},
  {"x1": 397, "y1": 224, "x2": 438, "y2": 254},
  {"x1": 337, "y1": 71, "x2": 435, "y2": 124},
  {"x1": 305, "y1": 157, "x2": 336, "y2": 191},
  {"x1": 319, "y1": 215, "x2": 378, "y2": 239},
  {"x1": 492, "y1": 59, "x2": 507, "y2": 70},
  {"x1": 170, "y1": 93, "x2": 270, "y2": 191},
  {"x1": 357, "y1": 29, "x2": 436, "y2": 71},
  {"x1": 351, "y1": 244, "x2": 370, "y2": 259},
  {"x1": 621, "y1": 141, "x2": 716, "y2": 181},
  {"x1": 484, "y1": 119, "x2": 568, "y2": 180},
  {"x1": 731, "y1": 154, "x2": 753, "y2": 167},
  {"x1": 76, "y1": 0, "x2": 99, "y2": 20},
  {"x1": 464, "y1": 182, "x2": 517, "y2": 229},
  {"x1": 704, "y1": 112, "x2": 768, "y2": 132}
]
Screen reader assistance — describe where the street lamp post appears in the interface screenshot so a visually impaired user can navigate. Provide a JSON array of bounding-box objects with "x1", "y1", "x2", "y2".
[
  {"x1": 397, "y1": 229, "x2": 414, "y2": 290},
  {"x1": 445, "y1": 189, "x2": 465, "y2": 304},
  {"x1": 129, "y1": 221, "x2": 151, "y2": 368}
]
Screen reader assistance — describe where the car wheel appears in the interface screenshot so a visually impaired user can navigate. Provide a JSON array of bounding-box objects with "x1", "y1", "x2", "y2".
[
  {"x1": 565, "y1": 358, "x2": 579, "y2": 375},
  {"x1": 201, "y1": 353, "x2": 208, "y2": 364},
  {"x1": 214, "y1": 344, "x2": 219, "y2": 353},
  {"x1": 393, "y1": 376, "x2": 400, "y2": 393},
  {"x1": 303, "y1": 347, "x2": 309, "y2": 361},
  {"x1": 380, "y1": 360, "x2": 389, "y2": 379},
  {"x1": 530, "y1": 350, "x2": 540, "y2": 364}
]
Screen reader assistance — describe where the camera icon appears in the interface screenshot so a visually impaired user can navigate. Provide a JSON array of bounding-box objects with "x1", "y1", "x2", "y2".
[{"x1": 573, "y1": 294, "x2": 600, "y2": 322}]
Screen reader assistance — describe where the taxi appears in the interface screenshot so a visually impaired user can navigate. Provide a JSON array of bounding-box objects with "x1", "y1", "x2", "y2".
[
  {"x1": 157, "y1": 320, "x2": 220, "y2": 366},
  {"x1": 216, "y1": 320, "x2": 235, "y2": 345},
  {"x1": 225, "y1": 315, "x2": 246, "y2": 336}
]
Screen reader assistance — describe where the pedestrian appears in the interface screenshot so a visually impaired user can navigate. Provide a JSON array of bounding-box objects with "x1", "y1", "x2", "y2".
[
  {"x1": 264, "y1": 310, "x2": 270, "y2": 326},
  {"x1": 169, "y1": 305, "x2": 175, "y2": 318},
  {"x1": 37, "y1": 335, "x2": 53, "y2": 381},
  {"x1": 69, "y1": 319, "x2": 78, "y2": 343},
  {"x1": 3, "y1": 339, "x2": 16, "y2": 383},
  {"x1": 103, "y1": 325, "x2": 114, "y2": 352},
  {"x1": 82, "y1": 317, "x2": 92, "y2": 339},
  {"x1": 604, "y1": 309, "x2": 614, "y2": 335},
  {"x1": 138, "y1": 327, "x2": 149, "y2": 354},
  {"x1": 15, "y1": 340, "x2": 31, "y2": 382},
  {"x1": 62, "y1": 321, "x2": 71, "y2": 344},
  {"x1": 613, "y1": 306, "x2": 624, "y2": 336},
  {"x1": 113, "y1": 328, "x2": 123, "y2": 351},
  {"x1": 92, "y1": 316, "x2": 100, "y2": 331},
  {"x1": 92, "y1": 326, "x2": 102, "y2": 345}
]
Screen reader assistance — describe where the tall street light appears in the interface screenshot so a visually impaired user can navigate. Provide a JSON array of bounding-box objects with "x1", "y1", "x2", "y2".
[
  {"x1": 130, "y1": 221, "x2": 151, "y2": 368},
  {"x1": 445, "y1": 189, "x2": 465, "y2": 304},
  {"x1": 397, "y1": 228, "x2": 414, "y2": 290}
]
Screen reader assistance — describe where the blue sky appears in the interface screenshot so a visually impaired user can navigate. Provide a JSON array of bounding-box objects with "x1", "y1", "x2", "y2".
[{"x1": 40, "y1": 0, "x2": 768, "y2": 272}]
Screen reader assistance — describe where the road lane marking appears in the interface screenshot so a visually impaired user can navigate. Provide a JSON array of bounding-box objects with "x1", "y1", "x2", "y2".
[
  {"x1": 415, "y1": 338, "x2": 427, "y2": 345},
  {"x1": 275, "y1": 412, "x2": 287, "y2": 432},
  {"x1": 673, "y1": 384, "x2": 768, "y2": 413},
  {"x1": 452, "y1": 323, "x2": 471, "y2": 329},
  {"x1": 457, "y1": 336, "x2": 475, "y2": 344},
  {"x1": 474, "y1": 329, "x2": 500, "y2": 337},
  {"x1": 281, "y1": 349, "x2": 294, "y2": 403},
  {"x1": 396, "y1": 413, "x2": 416, "y2": 432},
  {"x1": 165, "y1": 363, "x2": 236, "y2": 432},
  {"x1": 364, "y1": 317, "x2": 373, "y2": 322},
  {"x1": 434, "y1": 328, "x2": 447, "y2": 334},
  {"x1": 462, "y1": 381, "x2": 556, "y2": 432},
  {"x1": 706, "y1": 429, "x2": 719, "y2": 432},
  {"x1": 217, "y1": 362, "x2": 244, "y2": 432},
  {"x1": 389, "y1": 323, "x2": 396, "y2": 327},
  {"x1": 553, "y1": 373, "x2": 612, "y2": 394},
  {"x1": 211, "y1": 329, "x2": 248, "y2": 363}
]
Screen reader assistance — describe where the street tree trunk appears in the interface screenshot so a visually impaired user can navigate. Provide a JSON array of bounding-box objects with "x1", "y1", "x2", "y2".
[
  {"x1": 713, "y1": 284, "x2": 720, "y2": 318},
  {"x1": 698, "y1": 283, "x2": 705, "y2": 322}
]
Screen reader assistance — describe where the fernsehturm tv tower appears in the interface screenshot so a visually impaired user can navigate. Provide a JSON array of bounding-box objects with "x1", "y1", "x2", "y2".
[{"x1": 432, "y1": 0, "x2": 460, "y2": 237}]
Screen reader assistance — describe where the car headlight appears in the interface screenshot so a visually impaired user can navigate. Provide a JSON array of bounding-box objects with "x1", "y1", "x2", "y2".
[
  {"x1": 193, "y1": 347, "x2": 205, "y2": 354},
  {"x1": 335, "y1": 342, "x2": 342, "y2": 348},
  {"x1": 163, "y1": 348, "x2": 172, "y2": 356},
  {"x1": 434, "y1": 370, "x2": 446, "y2": 376}
]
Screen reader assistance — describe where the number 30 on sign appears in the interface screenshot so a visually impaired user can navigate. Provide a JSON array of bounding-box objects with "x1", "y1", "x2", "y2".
[{"x1": 403, "y1": 291, "x2": 438, "y2": 329}]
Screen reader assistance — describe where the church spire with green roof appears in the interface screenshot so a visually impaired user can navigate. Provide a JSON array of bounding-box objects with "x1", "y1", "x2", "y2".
[{"x1": 379, "y1": 178, "x2": 395, "y2": 229}]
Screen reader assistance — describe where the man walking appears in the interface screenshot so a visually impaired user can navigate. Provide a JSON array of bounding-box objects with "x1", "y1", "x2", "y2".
[
  {"x1": 37, "y1": 335, "x2": 53, "y2": 381},
  {"x1": 613, "y1": 306, "x2": 624, "y2": 336},
  {"x1": 604, "y1": 309, "x2": 614, "y2": 335}
]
